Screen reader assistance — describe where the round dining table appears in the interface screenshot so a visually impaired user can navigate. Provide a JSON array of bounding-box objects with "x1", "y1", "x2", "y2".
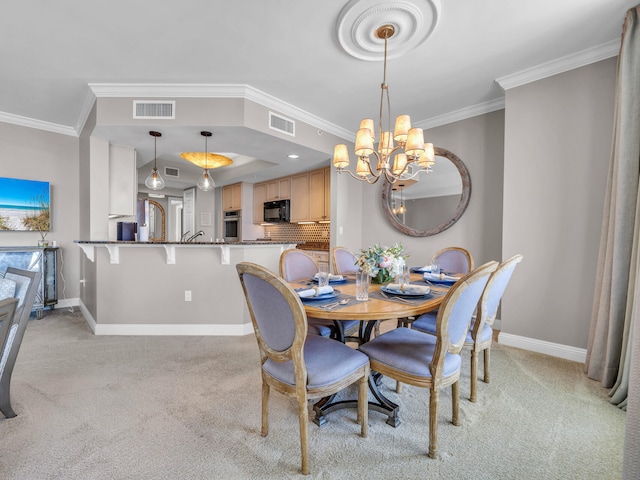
[{"x1": 291, "y1": 273, "x2": 452, "y2": 427}]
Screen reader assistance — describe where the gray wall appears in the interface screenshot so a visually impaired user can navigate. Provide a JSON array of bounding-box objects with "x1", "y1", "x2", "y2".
[
  {"x1": 502, "y1": 58, "x2": 616, "y2": 348},
  {"x1": 0, "y1": 122, "x2": 81, "y2": 303}
]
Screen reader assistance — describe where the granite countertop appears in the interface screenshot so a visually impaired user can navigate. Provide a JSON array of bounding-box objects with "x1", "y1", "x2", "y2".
[{"x1": 74, "y1": 240, "x2": 300, "y2": 246}]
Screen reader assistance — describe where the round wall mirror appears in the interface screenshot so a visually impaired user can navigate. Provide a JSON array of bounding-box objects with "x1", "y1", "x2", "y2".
[{"x1": 381, "y1": 147, "x2": 471, "y2": 236}]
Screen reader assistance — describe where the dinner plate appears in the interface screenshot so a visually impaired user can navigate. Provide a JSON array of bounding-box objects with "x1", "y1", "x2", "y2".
[
  {"x1": 410, "y1": 266, "x2": 435, "y2": 273},
  {"x1": 310, "y1": 277, "x2": 347, "y2": 284},
  {"x1": 380, "y1": 285, "x2": 430, "y2": 297},
  {"x1": 296, "y1": 288, "x2": 340, "y2": 301}
]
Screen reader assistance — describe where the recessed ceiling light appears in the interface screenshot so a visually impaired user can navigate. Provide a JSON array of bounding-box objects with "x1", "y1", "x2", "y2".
[{"x1": 288, "y1": 154, "x2": 300, "y2": 159}]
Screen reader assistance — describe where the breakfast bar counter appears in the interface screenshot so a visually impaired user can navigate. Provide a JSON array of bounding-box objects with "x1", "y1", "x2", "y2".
[{"x1": 75, "y1": 241, "x2": 297, "y2": 336}]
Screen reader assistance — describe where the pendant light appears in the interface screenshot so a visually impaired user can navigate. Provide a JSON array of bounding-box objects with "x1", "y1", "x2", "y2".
[
  {"x1": 197, "y1": 131, "x2": 215, "y2": 192},
  {"x1": 144, "y1": 131, "x2": 165, "y2": 190}
]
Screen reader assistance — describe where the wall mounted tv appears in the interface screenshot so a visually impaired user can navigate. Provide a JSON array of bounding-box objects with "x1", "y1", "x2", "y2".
[{"x1": 0, "y1": 177, "x2": 50, "y2": 232}]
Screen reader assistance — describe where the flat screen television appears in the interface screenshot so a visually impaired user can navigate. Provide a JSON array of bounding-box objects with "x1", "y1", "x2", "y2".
[{"x1": 0, "y1": 177, "x2": 50, "y2": 232}]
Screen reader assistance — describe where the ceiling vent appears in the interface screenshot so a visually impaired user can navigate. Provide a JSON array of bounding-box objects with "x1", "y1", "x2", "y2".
[
  {"x1": 269, "y1": 112, "x2": 295, "y2": 136},
  {"x1": 164, "y1": 166, "x2": 180, "y2": 178},
  {"x1": 133, "y1": 101, "x2": 175, "y2": 119}
]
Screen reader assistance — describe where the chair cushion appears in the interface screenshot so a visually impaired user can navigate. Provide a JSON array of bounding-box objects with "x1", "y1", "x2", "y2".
[
  {"x1": 308, "y1": 317, "x2": 334, "y2": 337},
  {"x1": 413, "y1": 314, "x2": 493, "y2": 345},
  {"x1": 263, "y1": 334, "x2": 369, "y2": 389},
  {"x1": 359, "y1": 327, "x2": 461, "y2": 380},
  {"x1": 0, "y1": 278, "x2": 16, "y2": 300}
]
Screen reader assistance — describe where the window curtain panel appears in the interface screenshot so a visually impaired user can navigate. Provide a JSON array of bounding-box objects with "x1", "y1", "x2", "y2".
[{"x1": 584, "y1": 5, "x2": 640, "y2": 480}]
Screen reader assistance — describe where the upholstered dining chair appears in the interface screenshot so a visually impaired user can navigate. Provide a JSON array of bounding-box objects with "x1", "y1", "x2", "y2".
[
  {"x1": 0, "y1": 267, "x2": 42, "y2": 418},
  {"x1": 430, "y1": 246, "x2": 474, "y2": 274},
  {"x1": 359, "y1": 261, "x2": 498, "y2": 459},
  {"x1": 412, "y1": 254, "x2": 523, "y2": 402},
  {"x1": 332, "y1": 246, "x2": 359, "y2": 275},
  {"x1": 236, "y1": 262, "x2": 370, "y2": 475},
  {"x1": 279, "y1": 249, "x2": 359, "y2": 343}
]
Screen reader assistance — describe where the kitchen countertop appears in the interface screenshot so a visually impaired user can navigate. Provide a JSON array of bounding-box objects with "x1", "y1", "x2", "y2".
[{"x1": 74, "y1": 240, "x2": 300, "y2": 246}]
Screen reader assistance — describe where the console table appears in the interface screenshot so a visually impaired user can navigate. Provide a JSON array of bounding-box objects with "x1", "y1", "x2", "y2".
[{"x1": 0, "y1": 246, "x2": 58, "y2": 317}]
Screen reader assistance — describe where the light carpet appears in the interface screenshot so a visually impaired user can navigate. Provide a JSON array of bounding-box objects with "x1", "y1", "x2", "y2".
[{"x1": 0, "y1": 309, "x2": 625, "y2": 479}]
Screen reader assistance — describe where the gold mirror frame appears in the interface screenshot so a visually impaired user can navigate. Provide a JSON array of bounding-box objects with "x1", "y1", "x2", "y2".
[
  {"x1": 381, "y1": 147, "x2": 471, "y2": 237},
  {"x1": 148, "y1": 200, "x2": 166, "y2": 242}
]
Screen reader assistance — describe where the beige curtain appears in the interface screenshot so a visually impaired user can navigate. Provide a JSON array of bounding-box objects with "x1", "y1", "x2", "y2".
[{"x1": 584, "y1": 5, "x2": 640, "y2": 479}]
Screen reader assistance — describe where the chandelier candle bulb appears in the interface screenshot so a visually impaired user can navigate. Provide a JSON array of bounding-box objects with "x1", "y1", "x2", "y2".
[
  {"x1": 359, "y1": 119, "x2": 376, "y2": 141},
  {"x1": 355, "y1": 128, "x2": 374, "y2": 156},
  {"x1": 393, "y1": 115, "x2": 411, "y2": 144},
  {"x1": 333, "y1": 144, "x2": 350, "y2": 169},
  {"x1": 380, "y1": 131, "x2": 394, "y2": 155}
]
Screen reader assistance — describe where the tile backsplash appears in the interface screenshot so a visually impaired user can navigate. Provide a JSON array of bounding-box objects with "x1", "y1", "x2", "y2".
[{"x1": 263, "y1": 223, "x2": 330, "y2": 244}]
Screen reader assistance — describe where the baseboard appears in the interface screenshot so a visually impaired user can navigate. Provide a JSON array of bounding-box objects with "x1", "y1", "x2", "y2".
[
  {"x1": 498, "y1": 332, "x2": 586, "y2": 363},
  {"x1": 76, "y1": 300, "x2": 254, "y2": 336}
]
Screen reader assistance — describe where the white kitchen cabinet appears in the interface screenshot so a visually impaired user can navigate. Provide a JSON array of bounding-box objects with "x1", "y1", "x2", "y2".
[{"x1": 109, "y1": 144, "x2": 137, "y2": 216}]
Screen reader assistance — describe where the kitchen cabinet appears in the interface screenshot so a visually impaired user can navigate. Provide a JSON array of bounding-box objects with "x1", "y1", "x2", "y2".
[
  {"x1": 253, "y1": 182, "x2": 267, "y2": 224},
  {"x1": 307, "y1": 250, "x2": 329, "y2": 268},
  {"x1": 290, "y1": 173, "x2": 310, "y2": 223},
  {"x1": 309, "y1": 167, "x2": 330, "y2": 222},
  {"x1": 267, "y1": 178, "x2": 291, "y2": 201},
  {"x1": 222, "y1": 183, "x2": 242, "y2": 211},
  {"x1": 109, "y1": 144, "x2": 137, "y2": 216}
]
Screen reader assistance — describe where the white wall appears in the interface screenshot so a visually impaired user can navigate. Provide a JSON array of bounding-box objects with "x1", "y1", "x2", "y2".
[{"x1": 502, "y1": 58, "x2": 616, "y2": 350}]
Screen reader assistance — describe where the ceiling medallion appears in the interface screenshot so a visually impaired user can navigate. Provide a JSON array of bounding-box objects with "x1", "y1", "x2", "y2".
[{"x1": 336, "y1": 0, "x2": 441, "y2": 61}]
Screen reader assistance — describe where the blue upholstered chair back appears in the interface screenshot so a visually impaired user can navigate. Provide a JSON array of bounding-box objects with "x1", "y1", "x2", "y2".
[
  {"x1": 437, "y1": 261, "x2": 497, "y2": 352},
  {"x1": 483, "y1": 255, "x2": 522, "y2": 322},
  {"x1": 237, "y1": 262, "x2": 307, "y2": 364},
  {"x1": 332, "y1": 247, "x2": 359, "y2": 275},
  {"x1": 431, "y1": 247, "x2": 474, "y2": 274},
  {"x1": 280, "y1": 250, "x2": 318, "y2": 282},
  {"x1": 242, "y1": 273, "x2": 297, "y2": 353}
]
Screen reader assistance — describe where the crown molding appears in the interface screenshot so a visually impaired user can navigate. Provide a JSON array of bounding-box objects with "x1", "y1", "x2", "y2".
[
  {"x1": 88, "y1": 83, "x2": 354, "y2": 141},
  {"x1": 0, "y1": 111, "x2": 77, "y2": 137},
  {"x1": 414, "y1": 97, "x2": 505, "y2": 130},
  {"x1": 496, "y1": 39, "x2": 620, "y2": 91}
]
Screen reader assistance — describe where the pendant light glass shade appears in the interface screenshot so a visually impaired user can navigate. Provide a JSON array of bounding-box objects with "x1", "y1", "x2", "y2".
[
  {"x1": 197, "y1": 169, "x2": 215, "y2": 191},
  {"x1": 145, "y1": 131, "x2": 165, "y2": 190}
]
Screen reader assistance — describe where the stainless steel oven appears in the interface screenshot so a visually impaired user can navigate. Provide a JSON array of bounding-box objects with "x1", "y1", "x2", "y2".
[{"x1": 223, "y1": 210, "x2": 241, "y2": 242}]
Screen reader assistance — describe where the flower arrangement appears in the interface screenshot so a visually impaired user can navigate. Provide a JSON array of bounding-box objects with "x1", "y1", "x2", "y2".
[{"x1": 357, "y1": 243, "x2": 409, "y2": 284}]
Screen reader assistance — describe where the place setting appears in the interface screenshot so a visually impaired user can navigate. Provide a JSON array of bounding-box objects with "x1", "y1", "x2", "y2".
[{"x1": 294, "y1": 285, "x2": 354, "y2": 311}]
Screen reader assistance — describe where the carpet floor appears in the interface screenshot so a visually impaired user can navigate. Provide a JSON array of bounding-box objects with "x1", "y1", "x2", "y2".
[{"x1": 0, "y1": 309, "x2": 626, "y2": 479}]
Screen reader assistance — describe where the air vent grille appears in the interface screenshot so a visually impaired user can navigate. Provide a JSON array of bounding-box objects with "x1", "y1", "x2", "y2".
[
  {"x1": 164, "y1": 167, "x2": 180, "y2": 178},
  {"x1": 269, "y1": 112, "x2": 295, "y2": 136},
  {"x1": 133, "y1": 101, "x2": 175, "y2": 119}
]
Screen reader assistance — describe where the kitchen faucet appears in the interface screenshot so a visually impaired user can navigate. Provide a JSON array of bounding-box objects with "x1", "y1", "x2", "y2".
[
  {"x1": 186, "y1": 230, "x2": 204, "y2": 242},
  {"x1": 181, "y1": 231, "x2": 191, "y2": 242}
]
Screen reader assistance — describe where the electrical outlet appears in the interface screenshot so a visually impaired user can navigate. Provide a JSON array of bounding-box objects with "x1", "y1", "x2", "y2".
[{"x1": 185, "y1": 290, "x2": 192, "y2": 301}]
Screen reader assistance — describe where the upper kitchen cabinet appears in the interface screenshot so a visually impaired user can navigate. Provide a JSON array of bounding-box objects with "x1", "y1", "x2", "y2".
[
  {"x1": 267, "y1": 178, "x2": 291, "y2": 201},
  {"x1": 253, "y1": 182, "x2": 267, "y2": 224},
  {"x1": 109, "y1": 144, "x2": 137, "y2": 216},
  {"x1": 222, "y1": 183, "x2": 242, "y2": 211},
  {"x1": 309, "y1": 167, "x2": 330, "y2": 222},
  {"x1": 290, "y1": 173, "x2": 310, "y2": 223}
]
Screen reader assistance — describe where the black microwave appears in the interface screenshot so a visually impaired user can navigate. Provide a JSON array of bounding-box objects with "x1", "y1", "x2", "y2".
[{"x1": 264, "y1": 199, "x2": 290, "y2": 223}]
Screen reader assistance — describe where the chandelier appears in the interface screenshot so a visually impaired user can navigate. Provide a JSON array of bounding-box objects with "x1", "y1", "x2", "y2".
[
  {"x1": 180, "y1": 131, "x2": 233, "y2": 191},
  {"x1": 332, "y1": 24, "x2": 435, "y2": 184}
]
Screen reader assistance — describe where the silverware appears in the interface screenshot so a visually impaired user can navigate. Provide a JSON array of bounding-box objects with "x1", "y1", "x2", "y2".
[{"x1": 379, "y1": 291, "x2": 416, "y2": 304}]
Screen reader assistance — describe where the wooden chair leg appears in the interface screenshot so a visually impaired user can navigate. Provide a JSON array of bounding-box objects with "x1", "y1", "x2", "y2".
[
  {"x1": 261, "y1": 380, "x2": 270, "y2": 436},
  {"x1": 484, "y1": 347, "x2": 491, "y2": 383},
  {"x1": 358, "y1": 368, "x2": 369, "y2": 438},
  {"x1": 298, "y1": 397, "x2": 309, "y2": 475},
  {"x1": 0, "y1": 385, "x2": 17, "y2": 419},
  {"x1": 395, "y1": 381, "x2": 403, "y2": 394},
  {"x1": 429, "y1": 388, "x2": 439, "y2": 459},
  {"x1": 452, "y1": 381, "x2": 460, "y2": 426},
  {"x1": 470, "y1": 350, "x2": 478, "y2": 403}
]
